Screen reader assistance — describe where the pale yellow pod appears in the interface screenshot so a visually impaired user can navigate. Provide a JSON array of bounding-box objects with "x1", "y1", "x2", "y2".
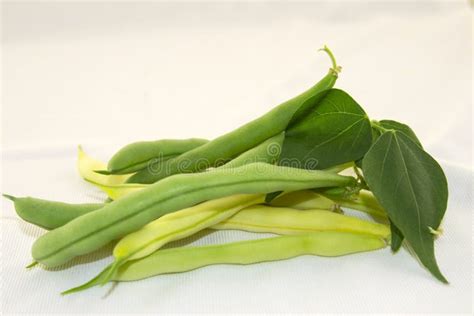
[
  {"x1": 213, "y1": 205, "x2": 390, "y2": 238},
  {"x1": 114, "y1": 232, "x2": 387, "y2": 282},
  {"x1": 77, "y1": 146, "x2": 131, "y2": 186},
  {"x1": 86, "y1": 181, "x2": 147, "y2": 200},
  {"x1": 77, "y1": 146, "x2": 145, "y2": 199},
  {"x1": 114, "y1": 194, "x2": 264, "y2": 261}
]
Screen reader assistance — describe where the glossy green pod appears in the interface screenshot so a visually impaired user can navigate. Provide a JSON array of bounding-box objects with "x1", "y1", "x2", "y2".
[
  {"x1": 32, "y1": 163, "x2": 355, "y2": 267},
  {"x1": 6, "y1": 188, "x2": 385, "y2": 231},
  {"x1": 220, "y1": 132, "x2": 285, "y2": 169},
  {"x1": 105, "y1": 138, "x2": 209, "y2": 175},
  {"x1": 3, "y1": 195, "x2": 103, "y2": 230},
  {"x1": 127, "y1": 48, "x2": 340, "y2": 184},
  {"x1": 65, "y1": 194, "x2": 265, "y2": 293}
]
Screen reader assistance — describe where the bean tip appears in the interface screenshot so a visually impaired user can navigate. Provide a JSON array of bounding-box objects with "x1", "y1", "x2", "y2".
[
  {"x1": 77, "y1": 144, "x2": 85, "y2": 154},
  {"x1": 26, "y1": 261, "x2": 38, "y2": 269},
  {"x1": 2, "y1": 193, "x2": 16, "y2": 202},
  {"x1": 94, "y1": 169, "x2": 112, "y2": 175},
  {"x1": 60, "y1": 288, "x2": 75, "y2": 296}
]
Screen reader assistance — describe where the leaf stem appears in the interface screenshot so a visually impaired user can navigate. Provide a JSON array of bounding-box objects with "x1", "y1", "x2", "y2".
[
  {"x1": 319, "y1": 45, "x2": 341, "y2": 75},
  {"x1": 320, "y1": 188, "x2": 387, "y2": 219},
  {"x1": 370, "y1": 120, "x2": 390, "y2": 133}
]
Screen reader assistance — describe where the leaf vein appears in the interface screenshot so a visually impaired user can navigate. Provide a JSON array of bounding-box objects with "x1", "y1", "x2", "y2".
[
  {"x1": 393, "y1": 134, "x2": 426, "y2": 257},
  {"x1": 301, "y1": 117, "x2": 365, "y2": 160}
]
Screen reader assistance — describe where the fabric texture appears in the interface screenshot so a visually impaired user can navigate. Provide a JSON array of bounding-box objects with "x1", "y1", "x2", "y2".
[{"x1": 1, "y1": 1, "x2": 472, "y2": 314}]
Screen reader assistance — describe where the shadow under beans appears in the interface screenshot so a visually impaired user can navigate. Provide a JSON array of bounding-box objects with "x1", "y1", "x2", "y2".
[
  {"x1": 6, "y1": 217, "x2": 113, "y2": 270},
  {"x1": 18, "y1": 217, "x2": 217, "y2": 276},
  {"x1": 100, "y1": 230, "x2": 218, "y2": 296},
  {"x1": 38, "y1": 230, "x2": 217, "y2": 272},
  {"x1": 41, "y1": 242, "x2": 115, "y2": 272},
  {"x1": 161, "y1": 228, "x2": 215, "y2": 250},
  {"x1": 101, "y1": 281, "x2": 119, "y2": 299},
  {"x1": 16, "y1": 219, "x2": 47, "y2": 238}
]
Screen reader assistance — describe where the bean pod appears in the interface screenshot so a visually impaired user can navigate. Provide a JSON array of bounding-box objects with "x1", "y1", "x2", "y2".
[
  {"x1": 66, "y1": 194, "x2": 264, "y2": 292},
  {"x1": 127, "y1": 48, "x2": 340, "y2": 184},
  {"x1": 213, "y1": 205, "x2": 390, "y2": 238},
  {"x1": 32, "y1": 163, "x2": 355, "y2": 267},
  {"x1": 105, "y1": 138, "x2": 209, "y2": 175},
  {"x1": 3, "y1": 195, "x2": 103, "y2": 230},
  {"x1": 113, "y1": 232, "x2": 385, "y2": 282},
  {"x1": 114, "y1": 194, "x2": 263, "y2": 261}
]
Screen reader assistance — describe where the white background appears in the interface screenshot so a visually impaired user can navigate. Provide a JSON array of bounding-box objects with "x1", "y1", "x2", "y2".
[{"x1": 1, "y1": 1, "x2": 472, "y2": 314}]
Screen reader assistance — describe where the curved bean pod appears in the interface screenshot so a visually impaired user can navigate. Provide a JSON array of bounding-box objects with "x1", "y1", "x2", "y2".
[
  {"x1": 219, "y1": 132, "x2": 285, "y2": 169},
  {"x1": 105, "y1": 138, "x2": 209, "y2": 175},
  {"x1": 64, "y1": 201, "x2": 386, "y2": 293},
  {"x1": 80, "y1": 134, "x2": 284, "y2": 200},
  {"x1": 77, "y1": 146, "x2": 130, "y2": 187},
  {"x1": 110, "y1": 232, "x2": 385, "y2": 282},
  {"x1": 127, "y1": 48, "x2": 340, "y2": 184},
  {"x1": 68, "y1": 194, "x2": 264, "y2": 292},
  {"x1": 2, "y1": 195, "x2": 103, "y2": 230},
  {"x1": 83, "y1": 180, "x2": 147, "y2": 201},
  {"x1": 212, "y1": 205, "x2": 390, "y2": 238},
  {"x1": 32, "y1": 163, "x2": 355, "y2": 267},
  {"x1": 6, "y1": 189, "x2": 384, "y2": 231},
  {"x1": 114, "y1": 194, "x2": 263, "y2": 261}
]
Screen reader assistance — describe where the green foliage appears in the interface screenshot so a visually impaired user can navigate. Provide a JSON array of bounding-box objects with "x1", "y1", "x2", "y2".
[
  {"x1": 279, "y1": 89, "x2": 372, "y2": 170},
  {"x1": 362, "y1": 131, "x2": 448, "y2": 282}
]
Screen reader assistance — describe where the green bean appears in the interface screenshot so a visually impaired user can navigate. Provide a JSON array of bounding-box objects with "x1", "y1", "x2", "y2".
[
  {"x1": 78, "y1": 146, "x2": 130, "y2": 187},
  {"x1": 6, "y1": 188, "x2": 383, "y2": 231},
  {"x1": 0, "y1": 190, "x2": 309, "y2": 231},
  {"x1": 270, "y1": 190, "x2": 335, "y2": 211},
  {"x1": 219, "y1": 132, "x2": 285, "y2": 169},
  {"x1": 127, "y1": 47, "x2": 340, "y2": 184},
  {"x1": 115, "y1": 194, "x2": 263, "y2": 260},
  {"x1": 66, "y1": 194, "x2": 265, "y2": 293},
  {"x1": 80, "y1": 134, "x2": 284, "y2": 200},
  {"x1": 104, "y1": 133, "x2": 284, "y2": 198},
  {"x1": 212, "y1": 205, "x2": 390, "y2": 238},
  {"x1": 32, "y1": 163, "x2": 355, "y2": 267},
  {"x1": 108, "y1": 232, "x2": 386, "y2": 283},
  {"x1": 104, "y1": 138, "x2": 209, "y2": 175},
  {"x1": 64, "y1": 203, "x2": 387, "y2": 293},
  {"x1": 2, "y1": 195, "x2": 103, "y2": 230},
  {"x1": 98, "y1": 155, "x2": 176, "y2": 176},
  {"x1": 114, "y1": 194, "x2": 264, "y2": 261}
]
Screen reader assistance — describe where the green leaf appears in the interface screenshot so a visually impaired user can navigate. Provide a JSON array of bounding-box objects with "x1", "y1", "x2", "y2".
[
  {"x1": 379, "y1": 120, "x2": 422, "y2": 148},
  {"x1": 371, "y1": 120, "x2": 423, "y2": 248},
  {"x1": 362, "y1": 131, "x2": 448, "y2": 282},
  {"x1": 355, "y1": 127, "x2": 381, "y2": 168},
  {"x1": 279, "y1": 89, "x2": 372, "y2": 170},
  {"x1": 389, "y1": 220, "x2": 404, "y2": 252}
]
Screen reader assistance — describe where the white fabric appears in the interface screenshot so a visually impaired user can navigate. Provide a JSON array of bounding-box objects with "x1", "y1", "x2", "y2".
[{"x1": 1, "y1": 1, "x2": 472, "y2": 314}]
